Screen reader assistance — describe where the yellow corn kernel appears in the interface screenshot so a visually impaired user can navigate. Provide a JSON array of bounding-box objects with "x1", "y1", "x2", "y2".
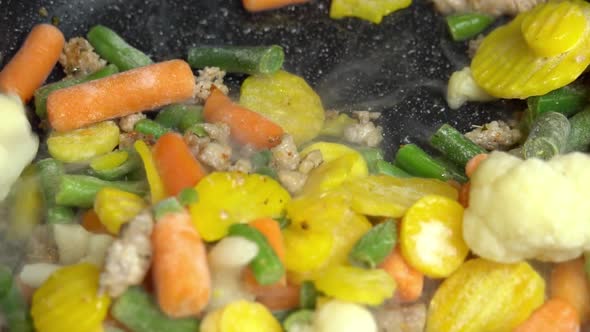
[
  {"x1": 314, "y1": 265, "x2": 396, "y2": 306},
  {"x1": 330, "y1": 0, "x2": 412, "y2": 24},
  {"x1": 218, "y1": 300, "x2": 282, "y2": 332},
  {"x1": 284, "y1": 228, "x2": 334, "y2": 273},
  {"x1": 190, "y1": 172, "x2": 291, "y2": 242},
  {"x1": 471, "y1": 0, "x2": 590, "y2": 99},
  {"x1": 31, "y1": 263, "x2": 111, "y2": 332},
  {"x1": 90, "y1": 150, "x2": 129, "y2": 171},
  {"x1": 134, "y1": 140, "x2": 166, "y2": 204},
  {"x1": 400, "y1": 195, "x2": 468, "y2": 278},
  {"x1": 94, "y1": 187, "x2": 147, "y2": 234},
  {"x1": 336, "y1": 175, "x2": 459, "y2": 218},
  {"x1": 47, "y1": 120, "x2": 120, "y2": 163},
  {"x1": 427, "y1": 258, "x2": 545, "y2": 332}
]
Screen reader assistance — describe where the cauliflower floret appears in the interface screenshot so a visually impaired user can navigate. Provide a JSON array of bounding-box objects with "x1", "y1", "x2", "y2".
[
  {"x1": 343, "y1": 111, "x2": 384, "y2": 147},
  {"x1": 446, "y1": 67, "x2": 495, "y2": 110},
  {"x1": 463, "y1": 151, "x2": 590, "y2": 263},
  {"x1": 313, "y1": 300, "x2": 377, "y2": 332}
]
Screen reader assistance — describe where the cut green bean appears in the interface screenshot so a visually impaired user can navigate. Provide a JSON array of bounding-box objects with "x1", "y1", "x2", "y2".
[
  {"x1": 185, "y1": 124, "x2": 208, "y2": 137},
  {"x1": 89, "y1": 150, "x2": 141, "y2": 181},
  {"x1": 446, "y1": 13, "x2": 495, "y2": 41},
  {"x1": 566, "y1": 108, "x2": 590, "y2": 152},
  {"x1": 228, "y1": 223, "x2": 284, "y2": 285},
  {"x1": 358, "y1": 147, "x2": 384, "y2": 173},
  {"x1": 523, "y1": 112, "x2": 570, "y2": 160},
  {"x1": 153, "y1": 197, "x2": 184, "y2": 220},
  {"x1": 55, "y1": 175, "x2": 147, "y2": 208},
  {"x1": 34, "y1": 64, "x2": 119, "y2": 118},
  {"x1": 430, "y1": 124, "x2": 486, "y2": 168},
  {"x1": 37, "y1": 158, "x2": 75, "y2": 223},
  {"x1": 155, "y1": 104, "x2": 204, "y2": 132},
  {"x1": 299, "y1": 281, "x2": 317, "y2": 310},
  {"x1": 0, "y1": 266, "x2": 34, "y2": 332},
  {"x1": 283, "y1": 309, "x2": 314, "y2": 332},
  {"x1": 46, "y1": 206, "x2": 75, "y2": 224},
  {"x1": 527, "y1": 84, "x2": 589, "y2": 119},
  {"x1": 349, "y1": 220, "x2": 396, "y2": 269},
  {"x1": 87, "y1": 25, "x2": 153, "y2": 71},
  {"x1": 178, "y1": 188, "x2": 199, "y2": 206},
  {"x1": 434, "y1": 157, "x2": 468, "y2": 183},
  {"x1": 134, "y1": 119, "x2": 170, "y2": 139},
  {"x1": 111, "y1": 287, "x2": 199, "y2": 332},
  {"x1": 395, "y1": 144, "x2": 452, "y2": 182},
  {"x1": 188, "y1": 45, "x2": 285, "y2": 75},
  {"x1": 375, "y1": 160, "x2": 411, "y2": 178}
]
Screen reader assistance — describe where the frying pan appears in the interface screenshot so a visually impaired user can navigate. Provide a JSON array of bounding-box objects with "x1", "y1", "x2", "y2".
[{"x1": 0, "y1": 0, "x2": 516, "y2": 265}]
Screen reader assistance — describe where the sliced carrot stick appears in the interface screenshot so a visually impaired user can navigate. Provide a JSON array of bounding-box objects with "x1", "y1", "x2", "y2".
[
  {"x1": 242, "y1": 270, "x2": 300, "y2": 311},
  {"x1": 249, "y1": 218, "x2": 286, "y2": 286},
  {"x1": 152, "y1": 132, "x2": 207, "y2": 196},
  {"x1": 81, "y1": 209, "x2": 109, "y2": 234},
  {"x1": 465, "y1": 153, "x2": 488, "y2": 178},
  {"x1": 204, "y1": 88, "x2": 284, "y2": 149},
  {"x1": 458, "y1": 182, "x2": 471, "y2": 208},
  {"x1": 550, "y1": 257, "x2": 590, "y2": 323},
  {"x1": 0, "y1": 24, "x2": 65, "y2": 103},
  {"x1": 151, "y1": 201, "x2": 211, "y2": 318},
  {"x1": 242, "y1": 0, "x2": 310, "y2": 12},
  {"x1": 513, "y1": 298, "x2": 580, "y2": 332},
  {"x1": 47, "y1": 60, "x2": 195, "y2": 131},
  {"x1": 379, "y1": 246, "x2": 424, "y2": 302}
]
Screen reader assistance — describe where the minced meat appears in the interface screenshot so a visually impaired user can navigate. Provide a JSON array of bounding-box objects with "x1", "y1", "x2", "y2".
[
  {"x1": 194, "y1": 67, "x2": 230, "y2": 102},
  {"x1": 277, "y1": 170, "x2": 308, "y2": 194},
  {"x1": 465, "y1": 120, "x2": 522, "y2": 151},
  {"x1": 344, "y1": 111, "x2": 384, "y2": 147},
  {"x1": 199, "y1": 142, "x2": 232, "y2": 171},
  {"x1": 271, "y1": 134, "x2": 300, "y2": 171},
  {"x1": 59, "y1": 37, "x2": 106, "y2": 78},
  {"x1": 298, "y1": 150, "x2": 323, "y2": 174},
  {"x1": 431, "y1": 0, "x2": 546, "y2": 16},
  {"x1": 228, "y1": 159, "x2": 253, "y2": 174}
]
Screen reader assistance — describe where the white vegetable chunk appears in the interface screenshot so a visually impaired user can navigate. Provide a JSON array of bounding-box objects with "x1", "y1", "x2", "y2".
[
  {"x1": 313, "y1": 300, "x2": 377, "y2": 332},
  {"x1": 19, "y1": 263, "x2": 60, "y2": 288},
  {"x1": 446, "y1": 67, "x2": 495, "y2": 110}
]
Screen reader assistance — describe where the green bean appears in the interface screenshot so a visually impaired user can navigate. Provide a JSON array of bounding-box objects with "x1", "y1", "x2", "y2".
[
  {"x1": 430, "y1": 124, "x2": 486, "y2": 168},
  {"x1": 566, "y1": 108, "x2": 590, "y2": 152},
  {"x1": 299, "y1": 281, "x2": 317, "y2": 310},
  {"x1": 111, "y1": 287, "x2": 199, "y2": 332},
  {"x1": 34, "y1": 64, "x2": 119, "y2": 118},
  {"x1": 55, "y1": 175, "x2": 147, "y2": 208},
  {"x1": 153, "y1": 197, "x2": 184, "y2": 220},
  {"x1": 188, "y1": 45, "x2": 284, "y2": 75},
  {"x1": 228, "y1": 223, "x2": 285, "y2": 285},
  {"x1": 46, "y1": 206, "x2": 75, "y2": 224},
  {"x1": 134, "y1": 119, "x2": 170, "y2": 139},
  {"x1": 177, "y1": 188, "x2": 199, "y2": 206},
  {"x1": 37, "y1": 158, "x2": 75, "y2": 223},
  {"x1": 0, "y1": 266, "x2": 34, "y2": 332},
  {"x1": 523, "y1": 112, "x2": 570, "y2": 160},
  {"x1": 395, "y1": 144, "x2": 453, "y2": 182},
  {"x1": 155, "y1": 104, "x2": 204, "y2": 132},
  {"x1": 185, "y1": 124, "x2": 208, "y2": 137},
  {"x1": 527, "y1": 84, "x2": 589, "y2": 119},
  {"x1": 283, "y1": 309, "x2": 314, "y2": 332},
  {"x1": 446, "y1": 13, "x2": 495, "y2": 41},
  {"x1": 349, "y1": 220, "x2": 396, "y2": 269},
  {"x1": 358, "y1": 147, "x2": 384, "y2": 173},
  {"x1": 87, "y1": 25, "x2": 153, "y2": 71},
  {"x1": 89, "y1": 150, "x2": 141, "y2": 181},
  {"x1": 375, "y1": 160, "x2": 411, "y2": 178}
]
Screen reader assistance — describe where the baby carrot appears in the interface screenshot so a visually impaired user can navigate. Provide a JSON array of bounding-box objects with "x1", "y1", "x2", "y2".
[
  {"x1": 151, "y1": 198, "x2": 211, "y2": 318},
  {"x1": 242, "y1": 0, "x2": 310, "y2": 12},
  {"x1": 458, "y1": 182, "x2": 470, "y2": 208},
  {"x1": 152, "y1": 132, "x2": 207, "y2": 196},
  {"x1": 81, "y1": 209, "x2": 109, "y2": 234},
  {"x1": 0, "y1": 24, "x2": 65, "y2": 102},
  {"x1": 465, "y1": 153, "x2": 488, "y2": 178},
  {"x1": 242, "y1": 270, "x2": 300, "y2": 311},
  {"x1": 204, "y1": 88, "x2": 284, "y2": 149},
  {"x1": 550, "y1": 258, "x2": 590, "y2": 323},
  {"x1": 513, "y1": 298, "x2": 580, "y2": 332},
  {"x1": 47, "y1": 60, "x2": 195, "y2": 131},
  {"x1": 379, "y1": 246, "x2": 423, "y2": 302}
]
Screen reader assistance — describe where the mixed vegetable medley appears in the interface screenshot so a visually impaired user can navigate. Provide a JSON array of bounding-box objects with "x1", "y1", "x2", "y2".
[{"x1": 2, "y1": 0, "x2": 590, "y2": 331}]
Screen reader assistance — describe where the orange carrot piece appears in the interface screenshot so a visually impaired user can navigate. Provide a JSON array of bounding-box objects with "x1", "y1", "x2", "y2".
[
  {"x1": 249, "y1": 218, "x2": 286, "y2": 286},
  {"x1": 458, "y1": 182, "x2": 471, "y2": 208},
  {"x1": 465, "y1": 153, "x2": 488, "y2": 178},
  {"x1": 47, "y1": 60, "x2": 195, "y2": 131},
  {"x1": 152, "y1": 132, "x2": 207, "y2": 196},
  {"x1": 0, "y1": 24, "x2": 65, "y2": 103},
  {"x1": 513, "y1": 298, "x2": 580, "y2": 332},
  {"x1": 242, "y1": 270, "x2": 300, "y2": 311},
  {"x1": 81, "y1": 209, "x2": 109, "y2": 234},
  {"x1": 204, "y1": 88, "x2": 284, "y2": 149},
  {"x1": 379, "y1": 247, "x2": 424, "y2": 302},
  {"x1": 151, "y1": 210, "x2": 211, "y2": 318},
  {"x1": 550, "y1": 258, "x2": 590, "y2": 323},
  {"x1": 242, "y1": 0, "x2": 310, "y2": 12}
]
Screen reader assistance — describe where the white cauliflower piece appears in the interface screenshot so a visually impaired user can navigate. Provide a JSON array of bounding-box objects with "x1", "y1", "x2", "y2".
[
  {"x1": 53, "y1": 223, "x2": 114, "y2": 266},
  {"x1": 19, "y1": 263, "x2": 60, "y2": 289},
  {"x1": 313, "y1": 300, "x2": 377, "y2": 332},
  {"x1": 463, "y1": 151, "x2": 590, "y2": 263},
  {"x1": 447, "y1": 67, "x2": 495, "y2": 110}
]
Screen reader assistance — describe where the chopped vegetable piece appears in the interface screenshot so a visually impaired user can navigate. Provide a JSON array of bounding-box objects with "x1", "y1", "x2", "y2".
[
  {"x1": 189, "y1": 172, "x2": 290, "y2": 241},
  {"x1": 249, "y1": 218, "x2": 286, "y2": 285},
  {"x1": 430, "y1": 124, "x2": 486, "y2": 168},
  {"x1": 358, "y1": 147, "x2": 384, "y2": 173},
  {"x1": 446, "y1": 66, "x2": 496, "y2": 110},
  {"x1": 47, "y1": 120, "x2": 120, "y2": 163},
  {"x1": 523, "y1": 111, "x2": 570, "y2": 160},
  {"x1": 566, "y1": 108, "x2": 590, "y2": 152},
  {"x1": 242, "y1": 272, "x2": 300, "y2": 311},
  {"x1": 46, "y1": 206, "x2": 75, "y2": 225},
  {"x1": 314, "y1": 265, "x2": 395, "y2": 306},
  {"x1": 90, "y1": 149, "x2": 141, "y2": 181},
  {"x1": 155, "y1": 104, "x2": 204, "y2": 131},
  {"x1": 349, "y1": 220, "x2": 396, "y2": 268},
  {"x1": 464, "y1": 153, "x2": 488, "y2": 178},
  {"x1": 134, "y1": 140, "x2": 166, "y2": 203},
  {"x1": 319, "y1": 112, "x2": 356, "y2": 137},
  {"x1": 0, "y1": 266, "x2": 34, "y2": 332},
  {"x1": 513, "y1": 298, "x2": 580, "y2": 332},
  {"x1": 34, "y1": 64, "x2": 119, "y2": 118},
  {"x1": 55, "y1": 174, "x2": 147, "y2": 208},
  {"x1": 240, "y1": 70, "x2": 325, "y2": 146},
  {"x1": 283, "y1": 228, "x2": 334, "y2": 273},
  {"x1": 374, "y1": 160, "x2": 411, "y2": 178},
  {"x1": 395, "y1": 144, "x2": 454, "y2": 181},
  {"x1": 94, "y1": 187, "x2": 147, "y2": 234},
  {"x1": 550, "y1": 258, "x2": 590, "y2": 324},
  {"x1": 81, "y1": 209, "x2": 109, "y2": 234},
  {"x1": 400, "y1": 195, "x2": 468, "y2": 278},
  {"x1": 188, "y1": 45, "x2": 284, "y2": 75},
  {"x1": 152, "y1": 198, "x2": 211, "y2": 318},
  {"x1": 47, "y1": 60, "x2": 196, "y2": 131},
  {"x1": 446, "y1": 13, "x2": 494, "y2": 41},
  {"x1": 90, "y1": 150, "x2": 128, "y2": 171},
  {"x1": 283, "y1": 309, "x2": 314, "y2": 332},
  {"x1": 31, "y1": 263, "x2": 111, "y2": 332},
  {"x1": 37, "y1": 158, "x2": 74, "y2": 224},
  {"x1": 379, "y1": 246, "x2": 424, "y2": 302},
  {"x1": 111, "y1": 287, "x2": 200, "y2": 332},
  {"x1": 251, "y1": 149, "x2": 273, "y2": 170},
  {"x1": 299, "y1": 281, "x2": 317, "y2": 310},
  {"x1": 527, "y1": 84, "x2": 589, "y2": 121},
  {"x1": 204, "y1": 88, "x2": 284, "y2": 149},
  {"x1": 228, "y1": 224, "x2": 285, "y2": 285},
  {"x1": 178, "y1": 187, "x2": 199, "y2": 206},
  {"x1": 313, "y1": 300, "x2": 377, "y2": 332},
  {"x1": 7, "y1": 165, "x2": 43, "y2": 238},
  {"x1": 134, "y1": 119, "x2": 170, "y2": 139},
  {"x1": 219, "y1": 300, "x2": 282, "y2": 332},
  {"x1": 329, "y1": 0, "x2": 412, "y2": 24},
  {"x1": 86, "y1": 25, "x2": 153, "y2": 71},
  {"x1": 0, "y1": 24, "x2": 65, "y2": 103},
  {"x1": 242, "y1": 0, "x2": 310, "y2": 12},
  {"x1": 426, "y1": 259, "x2": 545, "y2": 332}
]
